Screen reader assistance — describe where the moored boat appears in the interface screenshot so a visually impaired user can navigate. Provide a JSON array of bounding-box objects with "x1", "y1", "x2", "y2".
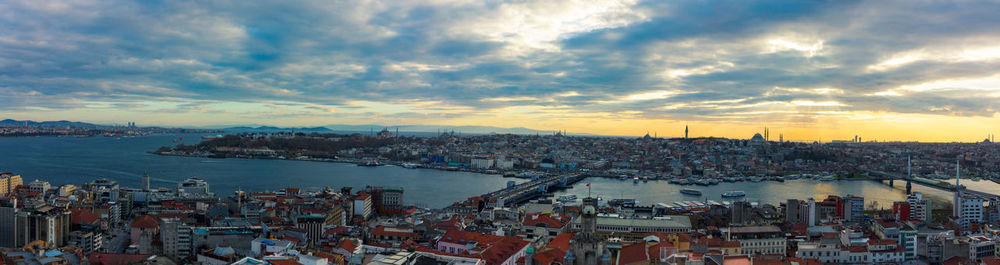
[
  {"x1": 722, "y1": 191, "x2": 746, "y2": 198},
  {"x1": 557, "y1": 194, "x2": 578, "y2": 202},
  {"x1": 680, "y1": 188, "x2": 702, "y2": 196}
]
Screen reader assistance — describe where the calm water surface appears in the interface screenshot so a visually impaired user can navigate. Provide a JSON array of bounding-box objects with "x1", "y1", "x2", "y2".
[{"x1": 3, "y1": 133, "x2": 997, "y2": 209}]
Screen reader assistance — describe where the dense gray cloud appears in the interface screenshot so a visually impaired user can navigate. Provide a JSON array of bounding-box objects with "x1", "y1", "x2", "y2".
[{"x1": 2, "y1": 0, "x2": 999, "y2": 122}]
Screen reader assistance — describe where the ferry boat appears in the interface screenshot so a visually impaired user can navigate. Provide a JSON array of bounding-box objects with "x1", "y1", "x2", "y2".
[
  {"x1": 721, "y1": 191, "x2": 746, "y2": 198},
  {"x1": 557, "y1": 194, "x2": 578, "y2": 202},
  {"x1": 680, "y1": 188, "x2": 702, "y2": 196}
]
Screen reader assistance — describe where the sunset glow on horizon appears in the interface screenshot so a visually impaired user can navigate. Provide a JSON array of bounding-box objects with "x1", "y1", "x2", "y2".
[{"x1": 2, "y1": 0, "x2": 999, "y2": 142}]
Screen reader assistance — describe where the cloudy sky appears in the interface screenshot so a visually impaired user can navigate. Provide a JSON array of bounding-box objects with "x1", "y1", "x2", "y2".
[{"x1": 2, "y1": 0, "x2": 999, "y2": 141}]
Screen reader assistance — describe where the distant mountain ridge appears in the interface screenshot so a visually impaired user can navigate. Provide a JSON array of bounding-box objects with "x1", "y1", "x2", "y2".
[
  {"x1": 215, "y1": 124, "x2": 569, "y2": 135},
  {"x1": 2, "y1": 119, "x2": 588, "y2": 136},
  {"x1": 222, "y1": 126, "x2": 333, "y2": 132},
  {"x1": 1, "y1": 119, "x2": 116, "y2": 128}
]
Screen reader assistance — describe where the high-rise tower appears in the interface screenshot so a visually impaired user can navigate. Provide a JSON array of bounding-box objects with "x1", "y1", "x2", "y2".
[
  {"x1": 142, "y1": 173, "x2": 150, "y2": 191},
  {"x1": 685, "y1": 125, "x2": 688, "y2": 139}
]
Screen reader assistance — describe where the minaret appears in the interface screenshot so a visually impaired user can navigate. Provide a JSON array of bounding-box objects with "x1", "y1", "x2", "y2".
[
  {"x1": 685, "y1": 125, "x2": 688, "y2": 139},
  {"x1": 953, "y1": 159, "x2": 961, "y2": 218}
]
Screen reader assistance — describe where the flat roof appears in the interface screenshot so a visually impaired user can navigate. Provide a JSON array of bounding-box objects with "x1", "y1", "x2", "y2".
[
  {"x1": 572, "y1": 215, "x2": 691, "y2": 228},
  {"x1": 728, "y1": 226, "x2": 781, "y2": 234}
]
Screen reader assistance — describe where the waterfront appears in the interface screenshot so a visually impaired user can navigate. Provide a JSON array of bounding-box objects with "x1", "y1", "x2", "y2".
[
  {"x1": 3, "y1": 133, "x2": 999, "y2": 209},
  {"x1": 0, "y1": 133, "x2": 519, "y2": 208},
  {"x1": 552, "y1": 176, "x2": 1000, "y2": 209}
]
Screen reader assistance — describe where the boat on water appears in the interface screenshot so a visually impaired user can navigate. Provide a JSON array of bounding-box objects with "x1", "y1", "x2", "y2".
[
  {"x1": 680, "y1": 188, "x2": 702, "y2": 196},
  {"x1": 668, "y1": 179, "x2": 682, "y2": 184},
  {"x1": 633, "y1": 177, "x2": 640, "y2": 184},
  {"x1": 557, "y1": 194, "x2": 578, "y2": 202},
  {"x1": 401, "y1": 163, "x2": 419, "y2": 169},
  {"x1": 972, "y1": 177, "x2": 983, "y2": 181},
  {"x1": 694, "y1": 179, "x2": 710, "y2": 186},
  {"x1": 721, "y1": 191, "x2": 746, "y2": 198},
  {"x1": 358, "y1": 159, "x2": 381, "y2": 167},
  {"x1": 749, "y1": 176, "x2": 763, "y2": 182},
  {"x1": 819, "y1": 176, "x2": 835, "y2": 181}
]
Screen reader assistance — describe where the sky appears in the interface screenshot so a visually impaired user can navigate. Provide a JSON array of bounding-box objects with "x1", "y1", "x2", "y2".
[{"x1": 2, "y1": 0, "x2": 1000, "y2": 142}]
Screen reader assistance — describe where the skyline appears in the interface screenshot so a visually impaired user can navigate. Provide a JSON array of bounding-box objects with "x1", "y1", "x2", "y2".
[{"x1": 3, "y1": 1, "x2": 1000, "y2": 141}]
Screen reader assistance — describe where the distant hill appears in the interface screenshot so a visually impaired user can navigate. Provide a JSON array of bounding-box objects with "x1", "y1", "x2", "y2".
[
  {"x1": 0, "y1": 119, "x2": 106, "y2": 128},
  {"x1": 323, "y1": 124, "x2": 563, "y2": 135},
  {"x1": 221, "y1": 126, "x2": 333, "y2": 132},
  {"x1": 215, "y1": 124, "x2": 564, "y2": 135}
]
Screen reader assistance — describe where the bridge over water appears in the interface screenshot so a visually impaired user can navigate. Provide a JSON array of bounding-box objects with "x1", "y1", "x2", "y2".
[
  {"x1": 481, "y1": 173, "x2": 588, "y2": 207},
  {"x1": 865, "y1": 170, "x2": 1000, "y2": 201}
]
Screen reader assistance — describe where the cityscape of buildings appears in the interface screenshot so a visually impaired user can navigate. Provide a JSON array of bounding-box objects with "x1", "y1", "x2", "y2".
[
  {"x1": 161, "y1": 129, "x2": 1000, "y2": 183},
  {"x1": 3, "y1": 152, "x2": 1000, "y2": 265}
]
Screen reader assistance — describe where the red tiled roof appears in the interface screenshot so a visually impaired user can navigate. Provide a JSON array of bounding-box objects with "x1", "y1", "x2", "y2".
[
  {"x1": 71, "y1": 208, "x2": 101, "y2": 225},
  {"x1": 130, "y1": 215, "x2": 159, "y2": 229},
  {"x1": 337, "y1": 238, "x2": 358, "y2": 252},
  {"x1": 325, "y1": 226, "x2": 349, "y2": 237},
  {"x1": 723, "y1": 256, "x2": 752, "y2": 265},
  {"x1": 546, "y1": 233, "x2": 574, "y2": 252},
  {"x1": 479, "y1": 237, "x2": 528, "y2": 265},
  {"x1": 521, "y1": 213, "x2": 569, "y2": 228},
  {"x1": 981, "y1": 257, "x2": 1000, "y2": 265},
  {"x1": 439, "y1": 230, "x2": 504, "y2": 246},
  {"x1": 943, "y1": 256, "x2": 976, "y2": 265},
  {"x1": 618, "y1": 243, "x2": 649, "y2": 265}
]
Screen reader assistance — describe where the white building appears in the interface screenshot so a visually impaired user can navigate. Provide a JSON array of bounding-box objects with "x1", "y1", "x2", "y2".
[
  {"x1": 906, "y1": 192, "x2": 932, "y2": 222},
  {"x1": 354, "y1": 193, "x2": 372, "y2": 220},
  {"x1": 471, "y1": 158, "x2": 495, "y2": 169},
  {"x1": 177, "y1": 177, "x2": 211, "y2": 195},
  {"x1": 955, "y1": 194, "x2": 983, "y2": 229},
  {"x1": 28, "y1": 180, "x2": 51, "y2": 193},
  {"x1": 725, "y1": 226, "x2": 786, "y2": 255},
  {"x1": 495, "y1": 159, "x2": 514, "y2": 170}
]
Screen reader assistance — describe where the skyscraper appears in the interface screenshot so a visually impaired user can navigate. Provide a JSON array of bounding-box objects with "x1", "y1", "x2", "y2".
[
  {"x1": 142, "y1": 173, "x2": 150, "y2": 191},
  {"x1": 0, "y1": 198, "x2": 18, "y2": 248},
  {"x1": 684, "y1": 125, "x2": 688, "y2": 139}
]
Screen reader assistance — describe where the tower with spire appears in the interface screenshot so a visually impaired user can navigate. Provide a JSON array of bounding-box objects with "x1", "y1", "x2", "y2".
[
  {"x1": 685, "y1": 125, "x2": 688, "y2": 139},
  {"x1": 568, "y1": 197, "x2": 611, "y2": 265}
]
